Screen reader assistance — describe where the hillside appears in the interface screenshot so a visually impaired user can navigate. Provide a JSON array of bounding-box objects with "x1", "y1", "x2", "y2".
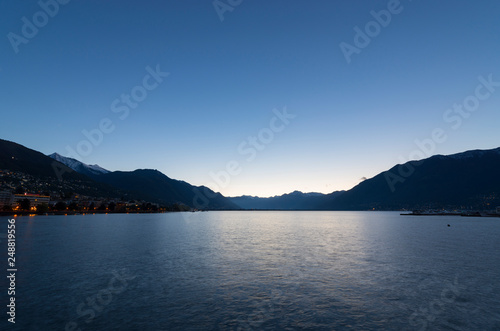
[
  {"x1": 1, "y1": 139, "x2": 238, "y2": 209},
  {"x1": 0, "y1": 139, "x2": 121, "y2": 198},
  {"x1": 319, "y1": 148, "x2": 500, "y2": 210},
  {"x1": 1, "y1": 139, "x2": 87, "y2": 181}
]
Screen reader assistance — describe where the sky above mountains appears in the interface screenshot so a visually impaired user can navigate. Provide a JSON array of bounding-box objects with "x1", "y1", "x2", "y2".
[{"x1": 1, "y1": 0, "x2": 499, "y2": 197}]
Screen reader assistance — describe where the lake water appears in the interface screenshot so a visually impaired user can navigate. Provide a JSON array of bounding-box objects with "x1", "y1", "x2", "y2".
[{"x1": 2, "y1": 211, "x2": 500, "y2": 330}]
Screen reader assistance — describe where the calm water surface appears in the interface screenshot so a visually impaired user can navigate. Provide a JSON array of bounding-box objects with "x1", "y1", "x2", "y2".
[{"x1": 2, "y1": 211, "x2": 500, "y2": 330}]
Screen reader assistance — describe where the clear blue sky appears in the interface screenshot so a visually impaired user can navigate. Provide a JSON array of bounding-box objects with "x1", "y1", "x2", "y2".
[{"x1": 1, "y1": 0, "x2": 499, "y2": 197}]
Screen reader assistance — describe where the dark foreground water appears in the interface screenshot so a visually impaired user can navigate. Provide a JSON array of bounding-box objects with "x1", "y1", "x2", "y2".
[{"x1": 1, "y1": 211, "x2": 499, "y2": 330}]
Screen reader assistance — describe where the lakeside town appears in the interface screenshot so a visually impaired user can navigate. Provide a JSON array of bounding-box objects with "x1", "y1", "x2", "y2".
[{"x1": 0, "y1": 169, "x2": 190, "y2": 215}]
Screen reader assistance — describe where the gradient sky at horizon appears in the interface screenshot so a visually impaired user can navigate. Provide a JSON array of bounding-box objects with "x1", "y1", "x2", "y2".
[{"x1": 1, "y1": 0, "x2": 499, "y2": 197}]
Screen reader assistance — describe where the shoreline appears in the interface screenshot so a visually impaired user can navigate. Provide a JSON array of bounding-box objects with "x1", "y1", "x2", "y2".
[
  {"x1": 3, "y1": 210, "x2": 499, "y2": 217},
  {"x1": 401, "y1": 212, "x2": 500, "y2": 218},
  {"x1": 0, "y1": 210, "x2": 172, "y2": 217}
]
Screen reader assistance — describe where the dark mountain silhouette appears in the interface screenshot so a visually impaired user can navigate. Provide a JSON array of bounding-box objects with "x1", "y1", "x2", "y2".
[
  {"x1": 319, "y1": 148, "x2": 500, "y2": 210},
  {"x1": 92, "y1": 169, "x2": 239, "y2": 209},
  {"x1": 229, "y1": 190, "x2": 345, "y2": 210}
]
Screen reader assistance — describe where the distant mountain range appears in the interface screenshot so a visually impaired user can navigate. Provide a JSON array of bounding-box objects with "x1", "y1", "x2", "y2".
[
  {"x1": 228, "y1": 191, "x2": 345, "y2": 210},
  {"x1": 1, "y1": 138, "x2": 499, "y2": 210}
]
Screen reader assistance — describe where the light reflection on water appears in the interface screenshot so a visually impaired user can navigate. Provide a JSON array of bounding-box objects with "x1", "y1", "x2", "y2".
[{"x1": 7, "y1": 211, "x2": 500, "y2": 330}]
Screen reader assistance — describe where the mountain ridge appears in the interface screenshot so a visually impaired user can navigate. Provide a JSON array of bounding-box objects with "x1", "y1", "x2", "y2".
[{"x1": 2, "y1": 138, "x2": 499, "y2": 211}]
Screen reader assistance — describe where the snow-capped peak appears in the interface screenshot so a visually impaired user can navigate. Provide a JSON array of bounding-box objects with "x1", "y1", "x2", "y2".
[{"x1": 49, "y1": 153, "x2": 110, "y2": 175}]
